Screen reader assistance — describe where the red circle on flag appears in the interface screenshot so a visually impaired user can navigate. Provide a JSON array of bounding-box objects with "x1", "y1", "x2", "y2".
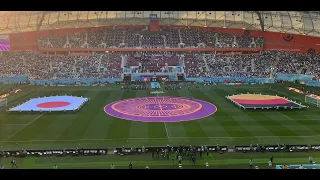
[{"x1": 36, "y1": 101, "x2": 71, "y2": 108}]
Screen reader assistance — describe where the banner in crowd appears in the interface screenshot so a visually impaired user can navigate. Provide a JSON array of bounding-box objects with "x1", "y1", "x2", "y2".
[
  {"x1": 0, "y1": 76, "x2": 28, "y2": 84},
  {"x1": 276, "y1": 73, "x2": 313, "y2": 82},
  {"x1": 185, "y1": 77, "x2": 275, "y2": 84},
  {"x1": 31, "y1": 78, "x2": 123, "y2": 85},
  {"x1": 307, "y1": 81, "x2": 320, "y2": 87},
  {"x1": 0, "y1": 35, "x2": 10, "y2": 51}
]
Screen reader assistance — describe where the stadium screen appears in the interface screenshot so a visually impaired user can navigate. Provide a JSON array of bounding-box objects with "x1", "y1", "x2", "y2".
[{"x1": 0, "y1": 35, "x2": 10, "y2": 51}]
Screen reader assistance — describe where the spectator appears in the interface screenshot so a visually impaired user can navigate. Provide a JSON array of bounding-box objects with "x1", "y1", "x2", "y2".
[{"x1": 38, "y1": 27, "x2": 264, "y2": 49}]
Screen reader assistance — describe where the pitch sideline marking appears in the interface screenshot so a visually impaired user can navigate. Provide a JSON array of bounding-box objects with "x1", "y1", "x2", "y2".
[
  {"x1": 4, "y1": 113, "x2": 46, "y2": 141},
  {"x1": 1, "y1": 135, "x2": 320, "y2": 143}
]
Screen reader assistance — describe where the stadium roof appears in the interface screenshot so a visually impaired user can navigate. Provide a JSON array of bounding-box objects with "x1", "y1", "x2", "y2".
[{"x1": 0, "y1": 11, "x2": 319, "y2": 37}]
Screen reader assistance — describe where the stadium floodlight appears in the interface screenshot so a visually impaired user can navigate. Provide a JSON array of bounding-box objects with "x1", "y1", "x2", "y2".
[
  {"x1": 0, "y1": 98, "x2": 7, "y2": 107},
  {"x1": 305, "y1": 95, "x2": 320, "y2": 107}
]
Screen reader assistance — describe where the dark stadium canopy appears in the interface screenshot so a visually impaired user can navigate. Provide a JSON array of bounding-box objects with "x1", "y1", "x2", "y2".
[{"x1": 0, "y1": 11, "x2": 319, "y2": 37}]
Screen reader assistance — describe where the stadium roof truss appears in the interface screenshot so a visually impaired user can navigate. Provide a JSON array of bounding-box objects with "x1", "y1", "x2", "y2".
[{"x1": 0, "y1": 11, "x2": 320, "y2": 37}]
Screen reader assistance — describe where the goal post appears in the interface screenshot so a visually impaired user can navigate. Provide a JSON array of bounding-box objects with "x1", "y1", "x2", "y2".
[
  {"x1": 305, "y1": 95, "x2": 320, "y2": 107},
  {"x1": 0, "y1": 98, "x2": 7, "y2": 107}
]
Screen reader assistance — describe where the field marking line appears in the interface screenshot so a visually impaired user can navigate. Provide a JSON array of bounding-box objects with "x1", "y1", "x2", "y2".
[
  {"x1": 26, "y1": 113, "x2": 46, "y2": 125},
  {"x1": 164, "y1": 122, "x2": 170, "y2": 138},
  {"x1": 3, "y1": 112, "x2": 46, "y2": 141},
  {"x1": 155, "y1": 92, "x2": 170, "y2": 138},
  {"x1": 271, "y1": 118, "x2": 320, "y2": 121},
  {"x1": 0, "y1": 124, "x2": 29, "y2": 126},
  {"x1": 277, "y1": 112, "x2": 294, "y2": 120},
  {"x1": 1, "y1": 135, "x2": 320, "y2": 143}
]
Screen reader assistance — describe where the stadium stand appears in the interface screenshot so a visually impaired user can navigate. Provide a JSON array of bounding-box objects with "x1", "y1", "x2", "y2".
[
  {"x1": 37, "y1": 27, "x2": 264, "y2": 49},
  {"x1": 1, "y1": 50, "x2": 320, "y2": 80}
]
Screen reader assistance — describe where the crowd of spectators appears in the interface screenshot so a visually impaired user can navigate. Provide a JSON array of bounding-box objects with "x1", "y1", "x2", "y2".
[
  {"x1": 0, "y1": 52, "x2": 122, "y2": 80},
  {"x1": 37, "y1": 27, "x2": 264, "y2": 49},
  {"x1": 203, "y1": 51, "x2": 320, "y2": 78},
  {"x1": 125, "y1": 52, "x2": 180, "y2": 73},
  {"x1": 184, "y1": 54, "x2": 206, "y2": 78},
  {"x1": 0, "y1": 50, "x2": 319, "y2": 80}
]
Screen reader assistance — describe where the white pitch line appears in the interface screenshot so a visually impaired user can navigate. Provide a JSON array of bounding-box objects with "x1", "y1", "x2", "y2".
[
  {"x1": 4, "y1": 113, "x2": 46, "y2": 141},
  {"x1": 155, "y1": 89, "x2": 170, "y2": 138},
  {"x1": 1, "y1": 135, "x2": 320, "y2": 143},
  {"x1": 164, "y1": 122, "x2": 170, "y2": 138},
  {"x1": 0, "y1": 124, "x2": 28, "y2": 126},
  {"x1": 26, "y1": 113, "x2": 46, "y2": 125},
  {"x1": 277, "y1": 112, "x2": 294, "y2": 120}
]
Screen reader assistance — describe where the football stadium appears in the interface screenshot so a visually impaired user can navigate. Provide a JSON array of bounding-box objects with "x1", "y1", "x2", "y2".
[{"x1": 1, "y1": 11, "x2": 320, "y2": 169}]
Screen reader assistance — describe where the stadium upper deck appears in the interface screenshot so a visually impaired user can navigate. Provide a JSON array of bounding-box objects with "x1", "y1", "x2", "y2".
[
  {"x1": 1, "y1": 11, "x2": 320, "y2": 53},
  {"x1": 0, "y1": 11, "x2": 319, "y2": 36}
]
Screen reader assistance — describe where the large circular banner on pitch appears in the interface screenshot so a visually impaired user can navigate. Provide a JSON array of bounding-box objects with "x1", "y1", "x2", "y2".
[{"x1": 104, "y1": 97, "x2": 217, "y2": 122}]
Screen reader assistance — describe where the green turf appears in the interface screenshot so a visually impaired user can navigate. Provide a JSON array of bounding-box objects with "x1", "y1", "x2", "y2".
[{"x1": 0, "y1": 83, "x2": 319, "y2": 152}]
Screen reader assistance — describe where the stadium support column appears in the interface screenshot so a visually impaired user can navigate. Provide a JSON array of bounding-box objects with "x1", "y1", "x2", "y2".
[
  {"x1": 255, "y1": 11, "x2": 265, "y2": 32},
  {"x1": 37, "y1": 12, "x2": 47, "y2": 32}
]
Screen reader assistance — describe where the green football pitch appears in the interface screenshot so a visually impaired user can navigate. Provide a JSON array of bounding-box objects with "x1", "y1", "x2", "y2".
[{"x1": 0, "y1": 83, "x2": 319, "y2": 152}]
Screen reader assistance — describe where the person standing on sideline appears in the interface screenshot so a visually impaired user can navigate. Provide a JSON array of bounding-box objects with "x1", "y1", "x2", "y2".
[
  {"x1": 249, "y1": 159, "x2": 253, "y2": 169},
  {"x1": 53, "y1": 165, "x2": 57, "y2": 169},
  {"x1": 268, "y1": 160, "x2": 272, "y2": 168},
  {"x1": 11, "y1": 159, "x2": 18, "y2": 169},
  {"x1": 191, "y1": 155, "x2": 196, "y2": 165},
  {"x1": 111, "y1": 164, "x2": 115, "y2": 169},
  {"x1": 269, "y1": 155, "x2": 273, "y2": 163},
  {"x1": 309, "y1": 156, "x2": 313, "y2": 164},
  {"x1": 178, "y1": 154, "x2": 182, "y2": 164},
  {"x1": 156, "y1": 149, "x2": 159, "y2": 159},
  {"x1": 129, "y1": 162, "x2": 133, "y2": 169}
]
